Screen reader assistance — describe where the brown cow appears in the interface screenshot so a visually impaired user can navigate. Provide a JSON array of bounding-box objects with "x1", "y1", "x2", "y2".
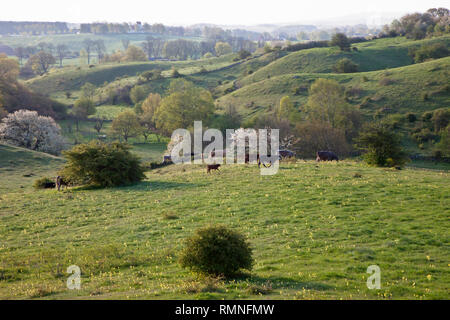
[
  {"x1": 206, "y1": 164, "x2": 221, "y2": 173},
  {"x1": 56, "y1": 176, "x2": 68, "y2": 191},
  {"x1": 316, "y1": 151, "x2": 339, "y2": 162}
]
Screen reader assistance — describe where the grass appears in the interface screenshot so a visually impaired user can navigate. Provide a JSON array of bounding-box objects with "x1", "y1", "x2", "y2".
[
  {"x1": 239, "y1": 36, "x2": 450, "y2": 85},
  {"x1": 216, "y1": 57, "x2": 450, "y2": 118},
  {"x1": 0, "y1": 144, "x2": 448, "y2": 299},
  {"x1": 25, "y1": 54, "x2": 237, "y2": 98}
]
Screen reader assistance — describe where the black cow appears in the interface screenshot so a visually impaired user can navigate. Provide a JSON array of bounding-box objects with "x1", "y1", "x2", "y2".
[{"x1": 316, "y1": 151, "x2": 339, "y2": 162}]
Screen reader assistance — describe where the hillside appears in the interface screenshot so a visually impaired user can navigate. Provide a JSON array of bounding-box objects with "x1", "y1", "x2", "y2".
[
  {"x1": 0, "y1": 79, "x2": 66, "y2": 119},
  {"x1": 237, "y1": 36, "x2": 450, "y2": 86},
  {"x1": 25, "y1": 54, "x2": 236, "y2": 97},
  {"x1": 216, "y1": 57, "x2": 450, "y2": 118},
  {"x1": 0, "y1": 160, "x2": 448, "y2": 299},
  {"x1": 0, "y1": 144, "x2": 65, "y2": 193}
]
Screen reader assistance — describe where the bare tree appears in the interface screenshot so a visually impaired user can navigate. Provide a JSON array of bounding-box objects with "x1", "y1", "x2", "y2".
[
  {"x1": 83, "y1": 39, "x2": 94, "y2": 64},
  {"x1": 14, "y1": 47, "x2": 26, "y2": 66},
  {"x1": 56, "y1": 44, "x2": 68, "y2": 67},
  {"x1": 94, "y1": 40, "x2": 106, "y2": 62},
  {"x1": 121, "y1": 39, "x2": 130, "y2": 50}
]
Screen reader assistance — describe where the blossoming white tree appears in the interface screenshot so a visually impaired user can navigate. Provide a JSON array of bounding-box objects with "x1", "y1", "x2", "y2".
[{"x1": 0, "y1": 109, "x2": 65, "y2": 155}]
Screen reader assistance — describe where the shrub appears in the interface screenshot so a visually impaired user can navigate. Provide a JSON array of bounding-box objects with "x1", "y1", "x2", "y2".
[
  {"x1": 356, "y1": 124, "x2": 408, "y2": 167},
  {"x1": 431, "y1": 108, "x2": 450, "y2": 132},
  {"x1": 333, "y1": 58, "x2": 358, "y2": 73},
  {"x1": 179, "y1": 225, "x2": 253, "y2": 277},
  {"x1": 33, "y1": 177, "x2": 55, "y2": 189},
  {"x1": 60, "y1": 141, "x2": 145, "y2": 187},
  {"x1": 406, "y1": 113, "x2": 417, "y2": 123},
  {"x1": 410, "y1": 43, "x2": 449, "y2": 63}
]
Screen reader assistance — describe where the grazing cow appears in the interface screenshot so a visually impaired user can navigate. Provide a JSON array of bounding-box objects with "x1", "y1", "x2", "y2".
[
  {"x1": 279, "y1": 149, "x2": 296, "y2": 160},
  {"x1": 56, "y1": 176, "x2": 68, "y2": 191},
  {"x1": 206, "y1": 164, "x2": 221, "y2": 173},
  {"x1": 316, "y1": 151, "x2": 339, "y2": 162}
]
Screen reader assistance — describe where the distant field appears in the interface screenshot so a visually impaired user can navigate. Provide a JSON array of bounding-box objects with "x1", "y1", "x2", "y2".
[
  {"x1": 0, "y1": 145, "x2": 448, "y2": 299},
  {"x1": 0, "y1": 33, "x2": 203, "y2": 54}
]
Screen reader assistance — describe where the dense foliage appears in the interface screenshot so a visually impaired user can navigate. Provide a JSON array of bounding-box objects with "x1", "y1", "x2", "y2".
[
  {"x1": 180, "y1": 225, "x2": 253, "y2": 277},
  {"x1": 60, "y1": 141, "x2": 145, "y2": 187},
  {"x1": 357, "y1": 125, "x2": 408, "y2": 167}
]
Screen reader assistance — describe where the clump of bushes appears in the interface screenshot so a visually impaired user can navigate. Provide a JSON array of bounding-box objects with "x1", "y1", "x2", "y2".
[
  {"x1": 179, "y1": 225, "x2": 253, "y2": 277},
  {"x1": 409, "y1": 43, "x2": 449, "y2": 63},
  {"x1": 333, "y1": 58, "x2": 359, "y2": 73},
  {"x1": 356, "y1": 124, "x2": 408, "y2": 167},
  {"x1": 406, "y1": 113, "x2": 417, "y2": 123},
  {"x1": 33, "y1": 177, "x2": 55, "y2": 189},
  {"x1": 60, "y1": 141, "x2": 145, "y2": 187}
]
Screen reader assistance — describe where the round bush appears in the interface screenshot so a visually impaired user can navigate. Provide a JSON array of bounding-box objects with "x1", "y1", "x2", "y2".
[
  {"x1": 60, "y1": 141, "x2": 145, "y2": 187},
  {"x1": 180, "y1": 225, "x2": 253, "y2": 277}
]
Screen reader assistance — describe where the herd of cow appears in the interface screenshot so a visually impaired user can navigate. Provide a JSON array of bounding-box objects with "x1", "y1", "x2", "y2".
[
  {"x1": 52, "y1": 150, "x2": 339, "y2": 190},
  {"x1": 165, "y1": 149, "x2": 339, "y2": 174}
]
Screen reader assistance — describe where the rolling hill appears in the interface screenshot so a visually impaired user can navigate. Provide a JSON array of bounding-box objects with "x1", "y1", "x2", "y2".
[
  {"x1": 237, "y1": 36, "x2": 450, "y2": 87},
  {"x1": 216, "y1": 57, "x2": 450, "y2": 119}
]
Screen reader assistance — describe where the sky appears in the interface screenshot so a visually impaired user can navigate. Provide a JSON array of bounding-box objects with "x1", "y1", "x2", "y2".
[{"x1": 1, "y1": 0, "x2": 449, "y2": 26}]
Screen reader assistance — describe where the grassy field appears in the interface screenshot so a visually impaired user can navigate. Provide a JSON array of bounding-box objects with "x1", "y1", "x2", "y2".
[
  {"x1": 216, "y1": 57, "x2": 450, "y2": 118},
  {"x1": 0, "y1": 144, "x2": 448, "y2": 300},
  {"x1": 25, "y1": 54, "x2": 237, "y2": 98},
  {"x1": 238, "y1": 36, "x2": 450, "y2": 85}
]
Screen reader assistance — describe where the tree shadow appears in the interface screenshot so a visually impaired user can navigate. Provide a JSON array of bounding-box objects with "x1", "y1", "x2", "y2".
[
  {"x1": 68, "y1": 180, "x2": 202, "y2": 192},
  {"x1": 231, "y1": 273, "x2": 333, "y2": 291}
]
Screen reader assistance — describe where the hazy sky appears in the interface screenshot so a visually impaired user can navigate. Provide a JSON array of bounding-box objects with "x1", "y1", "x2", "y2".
[{"x1": 1, "y1": 0, "x2": 449, "y2": 26}]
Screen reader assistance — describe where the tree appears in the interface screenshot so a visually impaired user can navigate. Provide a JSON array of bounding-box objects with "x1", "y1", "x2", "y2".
[
  {"x1": 27, "y1": 51, "x2": 56, "y2": 75},
  {"x1": 0, "y1": 54, "x2": 20, "y2": 81},
  {"x1": 94, "y1": 40, "x2": 106, "y2": 62},
  {"x1": 330, "y1": 33, "x2": 350, "y2": 51},
  {"x1": 277, "y1": 96, "x2": 297, "y2": 121},
  {"x1": 0, "y1": 110, "x2": 65, "y2": 155},
  {"x1": 0, "y1": 93, "x2": 7, "y2": 119},
  {"x1": 215, "y1": 42, "x2": 232, "y2": 56},
  {"x1": 121, "y1": 39, "x2": 130, "y2": 50},
  {"x1": 82, "y1": 39, "x2": 94, "y2": 64},
  {"x1": 72, "y1": 97, "x2": 96, "y2": 131},
  {"x1": 237, "y1": 49, "x2": 251, "y2": 60},
  {"x1": 14, "y1": 47, "x2": 26, "y2": 66},
  {"x1": 94, "y1": 117, "x2": 105, "y2": 134},
  {"x1": 125, "y1": 45, "x2": 147, "y2": 61},
  {"x1": 153, "y1": 79, "x2": 215, "y2": 136},
  {"x1": 60, "y1": 141, "x2": 145, "y2": 187},
  {"x1": 305, "y1": 78, "x2": 347, "y2": 128},
  {"x1": 293, "y1": 121, "x2": 350, "y2": 158},
  {"x1": 356, "y1": 124, "x2": 408, "y2": 167},
  {"x1": 333, "y1": 58, "x2": 359, "y2": 73},
  {"x1": 436, "y1": 124, "x2": 450, "y2": 157},
  {"x1": 139, "y1": 93, "x2": 162, "y2": 141},
  {"x1": 80, "y1": 82, "x2": 96, "y2": 100},
  {"x1": 56, "y1": 44, "x2": 68, "y2": 67},
  {"x1": 111, "y1": 110, "x2": 142, "y2": 142},
  {"x1": 432, "y1": 108, "x2": 450, "y2": 132},
  {"x1": 129, "y1": 85, "x2": 147, "y2": 105}
]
